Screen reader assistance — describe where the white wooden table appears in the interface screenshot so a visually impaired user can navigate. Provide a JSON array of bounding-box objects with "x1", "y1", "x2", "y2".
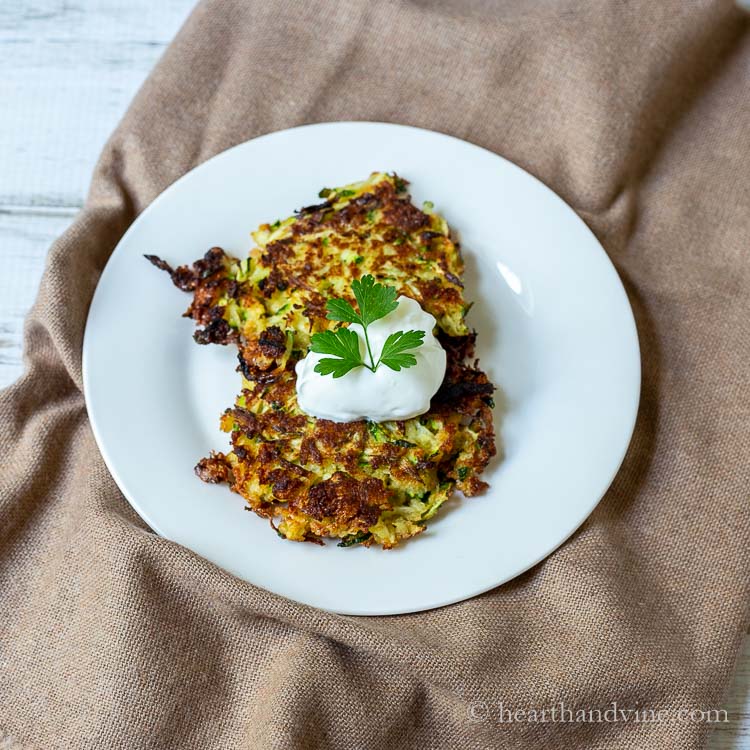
[{"x1": 0, "y1": 3, "x2": 747, "y2": 746}]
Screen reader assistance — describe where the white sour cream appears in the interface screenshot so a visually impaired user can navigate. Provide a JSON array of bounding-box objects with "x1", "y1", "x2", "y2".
[{"x1": 295, "y1": 296, "x2": 446, "y2": 423}]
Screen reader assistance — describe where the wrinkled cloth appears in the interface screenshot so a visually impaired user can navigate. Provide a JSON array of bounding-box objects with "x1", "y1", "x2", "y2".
[{"x1": 1, "y1": 1, "x2": 749, "y2": 748}]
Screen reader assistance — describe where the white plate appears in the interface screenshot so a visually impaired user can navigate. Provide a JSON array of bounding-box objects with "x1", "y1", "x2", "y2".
[{"x1": 83, "y1": 122, "x2": 640, "y2": 616}]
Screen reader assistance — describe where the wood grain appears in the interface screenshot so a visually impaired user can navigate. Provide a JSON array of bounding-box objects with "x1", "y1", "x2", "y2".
[
  {"x1": 0, "y1": 210, "x2": 73, "y2": 384},
  {"x1": 0, "y1": 0, "x2": 193, "y2": 209},
  {"x1": 0, "y1": 0, "x2": 193, "y2": 382},
  {"x1": 0, "y1": 2, "x2": 747, "y2": 747},
  {"x1": 711, "y1": 638, "x2": 750, "y2": 750}
]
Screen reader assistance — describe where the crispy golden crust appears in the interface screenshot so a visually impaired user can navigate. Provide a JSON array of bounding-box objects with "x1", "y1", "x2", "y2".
[
  {"x1": 148, "y1": 173, "x2": 496, "y2": 548},
  {"x1": 195, "y1": 452, "x2": 231, "y2": 484},
  {"x1": 293, "y1": 472, "x2": 390, "y2": 531}
]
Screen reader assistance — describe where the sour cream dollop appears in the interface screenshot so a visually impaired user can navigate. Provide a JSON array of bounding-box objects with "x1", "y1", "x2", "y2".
[{"x1": 295, "y1": 295, "x2": 446, "y2": 423}]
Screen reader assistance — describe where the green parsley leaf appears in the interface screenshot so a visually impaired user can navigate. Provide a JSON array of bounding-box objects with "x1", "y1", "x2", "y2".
[
  {"x1": 310, "y1": 328, "x2": 363, "y2": 378},
  {"x1": 350, "y1": 274, "x2": 398, "y2": 327},
  {"x1": 314, "y1": 357, "x2": 361, "y2": 378},
  {"x1": 377, "y1": 329, "x2": 425, "y2": 371},
  {"x1": 309, "y1": 328, "x2": 361, "y2": 358},
  {"x1": 325, "y1": 298, "x2": 361, "y2": 324},
  {"x1": 309, "y1": 275, "x2": 425, "y2": 379}
]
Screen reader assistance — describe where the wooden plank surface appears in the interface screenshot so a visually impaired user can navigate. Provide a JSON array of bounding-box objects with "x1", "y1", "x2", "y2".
[
  {"x1": 0, "y1": 0, "x2": 195, "y2": 384},
  {"x1": 717, "y1": 643, "x2": 750, "y2": 750},
  {"x1": 0, "y1": 2, "x2": 747, "y2": 747},
  {"x1": 0, "y1": 211, "x2": 72, "y2": 383},
  {"x1": 0, "y1": 0, "x2": 193, "y2": 208}
]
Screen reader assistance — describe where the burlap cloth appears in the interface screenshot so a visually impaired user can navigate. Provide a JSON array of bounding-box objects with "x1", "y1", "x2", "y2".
[{"x1": 1, "y1": 0, "x2": 749, "y2": 747}]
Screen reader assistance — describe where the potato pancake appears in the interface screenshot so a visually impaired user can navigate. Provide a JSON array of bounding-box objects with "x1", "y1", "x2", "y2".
[{"x1": 147, "y1": 172, "x2": 496, "y2": 548}]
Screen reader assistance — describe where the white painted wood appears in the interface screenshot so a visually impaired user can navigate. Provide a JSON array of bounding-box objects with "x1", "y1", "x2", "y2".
[
  {"x1": 0, "y1": 0, "x2": 194, "y2": 208},
  {"x1": 0, "y1": 2, "x2": 747, "y2": 747},
  {"x1": 0, "y1": 0, "x2": 194, "y2": 380},
  {"x1": 709, "y1": 638, "x2": 750, "y2": 750},
  {"x1": 0, "y1": 210, "x2": 73, "y2": 385}
]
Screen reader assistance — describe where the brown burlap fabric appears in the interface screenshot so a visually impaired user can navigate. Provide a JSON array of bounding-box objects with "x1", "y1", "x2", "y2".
[{"x1": 1, "y1": 1, "x2": 749, "y2": 747}]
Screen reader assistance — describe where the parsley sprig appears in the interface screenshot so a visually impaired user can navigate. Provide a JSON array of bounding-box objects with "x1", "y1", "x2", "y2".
[{"x1": 309, "y1": 275, "x2": 425, "y2": 378}]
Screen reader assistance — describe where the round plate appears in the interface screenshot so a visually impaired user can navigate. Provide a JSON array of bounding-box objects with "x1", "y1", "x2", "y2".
[{"x1": 83, "y1": 122, "x2": 640, "y2": 616}]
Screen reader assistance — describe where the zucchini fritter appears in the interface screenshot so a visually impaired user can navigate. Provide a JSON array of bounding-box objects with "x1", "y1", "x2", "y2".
[{"x1": 148, "y1": 173, "x2": 496, "y2": 548}]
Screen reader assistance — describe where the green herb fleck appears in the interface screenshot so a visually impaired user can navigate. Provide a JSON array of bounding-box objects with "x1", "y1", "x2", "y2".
[
  {"x1": 338, "y1": 532, "x2": 372, "y2": 548},
  {"x1": 457, "y1": 467, "x2": 469, "y2": 481},
  {"x1": 392, "y1": 439, "x2": 416, "y2": 448},
  {"x1": 368, "y1": 421, "x2": 386, "y2": 442},
  {"x1": 338, "y1": 189, "x2": 356, "y2": 198}
]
